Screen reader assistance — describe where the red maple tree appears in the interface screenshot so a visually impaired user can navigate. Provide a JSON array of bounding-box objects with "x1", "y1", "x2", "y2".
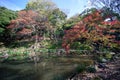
[
  {"x1": 62, "y1": 10, "x2": 120, "y2": 54},
  {"x1": 7, "y1": 10, "x2": 44, "y2": 41}
]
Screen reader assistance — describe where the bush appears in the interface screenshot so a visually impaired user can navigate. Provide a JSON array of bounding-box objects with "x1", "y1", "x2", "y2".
[
  {"x1": 71, "y1": 42, "x2": 93, "y2": 51},
  {"x1": 86, "y1": 66, "x2": 96, "y2": 73},
  {"x1": 105, "y1": 53, "x2": 112, "y2": 59},
  {"x1": 75, "y1": 64, "x2": 86, "y2": 73}
]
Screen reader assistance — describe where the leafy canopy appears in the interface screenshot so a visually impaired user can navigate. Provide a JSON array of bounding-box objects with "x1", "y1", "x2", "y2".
[{"x1": 0, "y1": 6, "x2": 17, "y2": 34}]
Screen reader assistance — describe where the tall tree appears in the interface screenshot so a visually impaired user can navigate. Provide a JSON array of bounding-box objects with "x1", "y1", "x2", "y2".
[
  {"x1": 26, "y1": 0, "x2": 67, "y2": 49},
  {"x1": 48, "y1": 8, "x2": 67, "y2": 43}
]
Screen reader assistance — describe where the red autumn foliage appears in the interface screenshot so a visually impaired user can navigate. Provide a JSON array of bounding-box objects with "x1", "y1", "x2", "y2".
[
  {"x1": 17, "y1": 28, "x2": 32, "y2": 35},
  {"x1": 62, "y1": 10, "x2": 120, "y2": 54},
  {"x1": 7, "y1": 10, "x2": 37, "y2": 29},
  {"x1": 7, "y1": 10, "x2": 39, "y2": 40}
]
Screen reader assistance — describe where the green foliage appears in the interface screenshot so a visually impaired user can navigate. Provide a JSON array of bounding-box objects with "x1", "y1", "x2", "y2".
[
  {"x1": 0, "y1": 6, "x2": 17, "y2": 43},
  {"x1": 71, "y1": 42, "x2": 92, "y2": 50},
  {"x1": 26, "y1": 0, "x2": 56, "y2": 11},
  {"x1": 49, "y1": 44, "x2": 57, "y2": 49},
  {"x1": 48, "y1": 8, "x2": 67, "y2": 29},
  {"x1": 6, "y1": 41, "x2": 32, "y2": 48},
  {"x1": 7, "y1": 48, "x2": 29, "y2": 57},
  {"x1": 26, "y1": 0, "x2": 57, "y2": 19},
  {"x1": 105, "y1": 53, "x2": 112, "y2": 59},
  {"x1": 96, "y1": 53, "x2": 112, "y2": 62},
  {"x1": 0, "y1": 6, "x2": 17, "y2": 30},
  {"x1": 86, "y1": 66, "x2": 96, "y2": 73},
  {"x1": 0, "y1": 27, "x2": 4, "y2": 33},
  {"x1": 48, "y1": 40, "x2": 62, "y2": 49},
  {"x1": 75, "y1": 64, "x2": 86, "y2": 73},
  {"x1": 63, "y1": 14, "x2": 81, "y2": 30}
]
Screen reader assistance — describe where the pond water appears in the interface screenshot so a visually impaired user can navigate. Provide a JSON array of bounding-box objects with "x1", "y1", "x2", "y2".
[{"x1": 0, "y1": 56, "x2": 93, "y2": 80}]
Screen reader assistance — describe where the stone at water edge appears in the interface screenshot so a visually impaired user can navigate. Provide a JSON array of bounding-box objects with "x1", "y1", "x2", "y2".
[{"x1": 102, "y1": 58, "x2": 107, "y2": 63}]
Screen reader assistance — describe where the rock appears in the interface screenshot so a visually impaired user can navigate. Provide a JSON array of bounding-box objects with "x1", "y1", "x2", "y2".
[
  {"x1": 0, "y1": 53, "x2": 9, "y2": 59},
  {"x1": 102, "y1": 58, "x2": 107, "y2": 63},
  {"x1": 98, "y1": 63, "x2": 108, "y2": 69}
]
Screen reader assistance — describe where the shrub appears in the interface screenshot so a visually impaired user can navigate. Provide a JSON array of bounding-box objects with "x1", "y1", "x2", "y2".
[
  {"x1": 105, "y1": 53, "x2": 112, "y2": 59},
  {"x1": 86, "y1": 66, "x2": 96, "y2": 73},
  {"x1": 75, "y1": 64, "x2": 86, "y2": 73}
]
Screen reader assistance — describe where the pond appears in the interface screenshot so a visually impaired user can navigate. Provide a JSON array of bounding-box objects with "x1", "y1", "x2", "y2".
[{"x1": 0, "y1": 55, "x2": 93, "y2": 80}]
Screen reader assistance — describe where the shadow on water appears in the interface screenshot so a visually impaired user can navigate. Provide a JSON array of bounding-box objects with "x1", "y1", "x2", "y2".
[
  {"x1": 0, "y1": 62, "x2": 39, "y2": 80},
  {"x1": 0, "y1": 56, "x2": 93, "y2": 80}
]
